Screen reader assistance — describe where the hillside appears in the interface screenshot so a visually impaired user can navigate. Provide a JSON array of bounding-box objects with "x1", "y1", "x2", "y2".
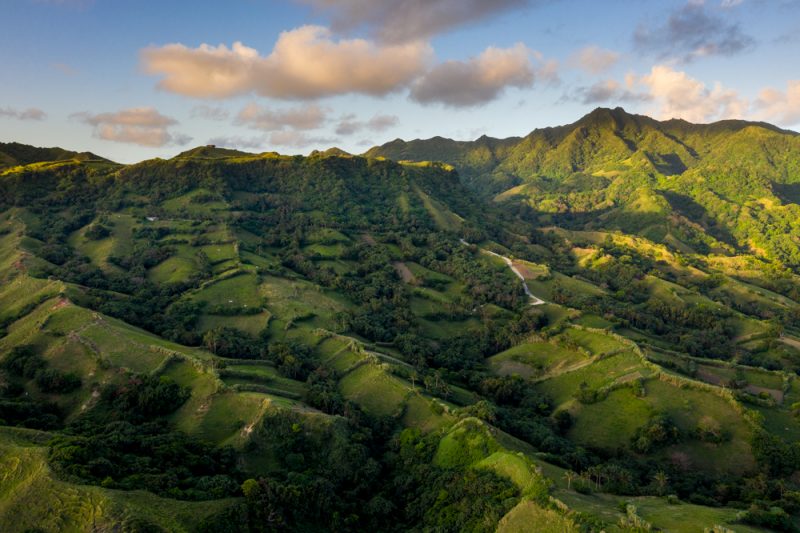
[
  {"x1": 369, "y1": 107, "x2": 800, "y2": 270},
  {"x1": 1, "y1": 121, "x2": 800, "y2": 532},
  {"x1": 0, "y1": 141, "x2": 110, "y2": 170}
]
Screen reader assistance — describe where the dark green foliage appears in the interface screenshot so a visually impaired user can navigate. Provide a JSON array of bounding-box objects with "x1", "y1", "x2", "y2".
[
  {"x1": 387, "y1": 429, "x2": 519, "y2": 532},
  {"x1": 48, "y1": 421, "x2": 239, "y2": 500},
  {"x1": 203, "y1": 327, "x2": 260, "y2": 359},
  {"x1": 47, "y1": 373, "x2": 235, "y2": 500},
  {"x1": 738, "y1": 505, "x2": 798, "y2": 532},
  {"x1": 631, "y1": 415, "x2": 681, "y2": 454},
  {"x1": 84, "y1": 223, "x2": 111, "y2": 240},
  {"x1": 1, "y1": 345, "x2": 46, "y2": 378},
  {"x1": 267, "y1": 342, "x2": 314, "y2": 380},
  {"x1": 34, "y1": 368, "x2": 81, "y2": 393}
]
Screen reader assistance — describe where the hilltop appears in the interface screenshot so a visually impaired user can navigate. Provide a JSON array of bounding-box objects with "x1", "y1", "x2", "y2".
[
  {"x1": 0, "y1": 141, "x2": 111, "y2": 170},
  {"x1": 1, "y1": 107, "x2": 800, "y2": 531}
]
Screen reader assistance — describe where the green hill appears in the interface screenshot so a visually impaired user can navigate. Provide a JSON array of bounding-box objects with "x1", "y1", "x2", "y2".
[
  {"x1": 2, "y1": 116, "x2": 800, "y2": 531},
  {"x1": 0, "y1": 141, "x2": 111, "y2": 170}
]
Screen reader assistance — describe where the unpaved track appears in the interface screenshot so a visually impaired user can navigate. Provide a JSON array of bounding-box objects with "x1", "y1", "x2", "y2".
[{"x1": 460, "y1": 239, "x2": 545, "y2": 306}]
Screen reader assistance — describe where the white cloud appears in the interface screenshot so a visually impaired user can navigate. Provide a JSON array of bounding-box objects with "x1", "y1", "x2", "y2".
[
  {"x1": 190, "y1": 105, "x2": 230, "y2": 121},
  {"x1": 571, "y1": 79, "x2": 651, "y2": 105},
  {"x1": 639, "y1": 65, "x2": 748, "y2": 122},
  {"x1": 0, "y1": 107, "x2": 46, "y2": 121},
  {"x1": 569, "y1": 45, "x2": 620, "y2": 74},
  {"x1": 297, "y1": 0, "x2": 528, "y2": 43},
  {"x1": 207, "y1": 135, "x2": 266, "y2": 150},
  {"x1": 71, "y1": 107, "x2": 191, "y2": 147},
  {"x1": 268, "y1": 130, "x2": 336, "y2": 148},
  {"x1": 720, "y1": 0, "x2": 744, "y2": 8},
  {"x1": 235, "y1": 103, "x2": 328, "y2": 131},
  {"x1": 335, "y1": 113, "x2": 399, "y2": 135},
  {"x1": 410, "y1": 43, "x2": 538, "y2": 107},
  {"x1": 141, "y1": 25, "x2": 432, "y2": 100},
  {"x1": 754, "y1": 80, "x2": 800, "y2": 125}
]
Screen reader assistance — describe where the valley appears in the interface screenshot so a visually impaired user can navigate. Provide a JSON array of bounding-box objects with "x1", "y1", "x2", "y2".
[{"x1": 2, "y1": 109, "x2": 800, "y2": 531}]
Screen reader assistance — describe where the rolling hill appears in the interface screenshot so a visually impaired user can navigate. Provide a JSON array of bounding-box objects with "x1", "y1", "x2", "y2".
[{"x1": 1, "y1": 109, "x2": 800, "y2": 531}]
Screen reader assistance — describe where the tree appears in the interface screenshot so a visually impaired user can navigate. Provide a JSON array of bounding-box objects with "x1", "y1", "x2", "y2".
[
  {"x1": 564, "y1": 470, "x2": 577, "y2": 490},
  {"x1": 653, "y1": 471, "x2": 669, "y2": 496}
]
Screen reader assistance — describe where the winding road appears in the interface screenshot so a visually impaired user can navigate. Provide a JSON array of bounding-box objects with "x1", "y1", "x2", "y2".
[{"x1": 460, "y1": 239, "x2": 546, "y2": 306}]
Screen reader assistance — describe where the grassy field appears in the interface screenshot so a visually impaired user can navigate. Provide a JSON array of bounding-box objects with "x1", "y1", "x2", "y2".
[
  {"x1": 338, "y1": 363, "x2": 408, "y2": 417},
  {"x1": 489, "y1": 338, "x2": 589, "y2": 378},
  {"x1": 496, "y1": 501, "x2": 577, "y2": 533},
  {"x1": 67, "y1": 213, "x2": 135, "y2": 272},
  {"x1": 568, "y1": 387, "x2": 653, "y2": 449},
  {"x1": 0, "y1": 428, "x2": 234, "y2": 532},
  {"x1": 535, "y1": 351, "x2": 647, "y2": 406}
]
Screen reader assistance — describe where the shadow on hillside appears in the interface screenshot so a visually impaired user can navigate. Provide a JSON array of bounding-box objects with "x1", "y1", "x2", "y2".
[
  {"x1": 499, "y1": 190, "x2": 740, "y2": 253},
  {"x1": 661, "y1": 191, "x2": 737, "y2": 246}
]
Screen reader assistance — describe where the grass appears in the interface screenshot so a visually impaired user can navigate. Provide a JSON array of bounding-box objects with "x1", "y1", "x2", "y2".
[
  {"x1": 316, "y1": 339, "x2": 363, "y2": 372},
  {"x1": 0, "y1": 276, "x2": 62, "y2": 324},
  {"x1": 401, "y1": 394, "x2": 451, "y2": 432},
  {"x1": 191, "y1": 272, "x2": 264, "y2": 309},
  {"x1": 303, "y1": 242, "x2": 347, "y2": 258},
  {"x1": 489, "y1": 338, "x2": 588, "y2": 378},
  {"x1": 568, "y1": 387, "x2": 653, "y2": 450},
  {"x1": 535, "y1": 351, "x2": 646, "y2": 406},
  {"x1": 414, "y1": 184, "x2": 463, "y2": 231},
  {"x1": 197, "y1": 312, "x2": 271, "y2": 336},
  {"x1": 338, "y1": 363, "x2": 407, "y2": 417},
  {"x1": 80, "y1": 321, "x2": 169, "y2": 373},
  {"x1": 161, "y1": 189, "x2": 229, "y2": 214},
  {"x1": 67, "y1": 213, "x2": 135, "y2": 272},
  {"x1": 497, "y1": 500, "x2": 577, "y2": 533},
  {"x1": 148, "y1": 255, "x2": 197, "y2": 284},
  {"x1": 199, "y1": 243, "x2": 238, "y2": 264},
  {"x1": 0, "y1": 427, "x2": 233, "y2": 532},
  {"x1": 560, "y1": 327, "x2": 626, "y2": 355},
  {"x1": 189, "y1": 390, "x2": 270, "y2": 446},
  {"x1": 221, "y1": 364, "x2": 306, "y2": 397},
  {"x1": 525, "y1": 272, "x2": 606, "y2": 300},
  {"x1": 573, "y1": 313, "x2": 615, "y2": 329},
  {"x1": 634, "y1": 497, "x2": 764, "y2": 533},
  {"x1": 259, "y1": 275, "x2": 348, "y2": 333},
  {"x1": 644, "y1": 379, "x2": 755, "y2": 475}
]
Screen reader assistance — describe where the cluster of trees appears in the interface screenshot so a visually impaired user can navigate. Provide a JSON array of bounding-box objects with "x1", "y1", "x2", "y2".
[
  {"x1": 49, "y1": 373, "x2": 240, "y2": 500},
  {"x1": 1, "y1": 345, "x2": 81, "y2": 394}
]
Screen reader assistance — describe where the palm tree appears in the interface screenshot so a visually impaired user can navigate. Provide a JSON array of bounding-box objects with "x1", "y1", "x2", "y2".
[
  {"x1": 564, "y1": 470, "x2": 577, "y2": 490},
  {"x1": 653, "y1": 471, "x2": 669, "y2": 496}
]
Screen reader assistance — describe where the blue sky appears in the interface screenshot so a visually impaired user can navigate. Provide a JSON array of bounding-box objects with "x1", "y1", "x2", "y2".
[{"x1": 1, "y1": 0, "x2": 799, "y2": 163}]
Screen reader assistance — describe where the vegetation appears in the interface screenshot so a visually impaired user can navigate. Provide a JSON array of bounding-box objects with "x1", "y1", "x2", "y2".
[{"x1": 2, "y1": 107, "x2": 800, "y2": 530}]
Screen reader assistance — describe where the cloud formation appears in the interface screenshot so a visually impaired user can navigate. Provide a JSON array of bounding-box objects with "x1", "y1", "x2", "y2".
[
  {"x1": 410, "y1": 43, "x2": 538, "y2": 107},
  {"x1": 207, "y1": 135, "x2": 266, "y2": 150},
  {"x1": 235, "y1": 103, "x2": 328, "y2": 131},
  {"x1": 335, "y1": 114, "x2": 398, "y2": 135},
  {"x1": 268, "y1": 131, "x2": 336, "y2": 148},
  {"x1": 569, "y1": 45, "x2": 620, "y2": 74},
  {"x1": 142, "y1": 26, "x2": 431, "y2": 100},
  {"x1": 190, "y1": 105, "x2": 230, "y2": 121},
  {"x1": 0, "y1": 107, "x2": 46, "y2": 121},
  {"x1": 634, "y1": 2, "x2": 754, "y2": 61},
  {"x1": 755, "y1": 81, "x2": 800, "y2": 125},
  {"x1": 572, "y1": 78, "x2": 651, "y2": 105},
  {"x1": 640, "y1": 65, "x2": 748, "y2": 122},
  {"x1": 72, "y1": 107, "x2": 191, "y2": 147},
  {"x1": 297, "y1": 0, "x2": 528, "y2": 43}
]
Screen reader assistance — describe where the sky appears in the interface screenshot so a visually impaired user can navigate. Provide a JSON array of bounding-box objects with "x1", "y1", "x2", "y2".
[{"x1": 1, "y1": 0, "x2": 799, "y2": 163}]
